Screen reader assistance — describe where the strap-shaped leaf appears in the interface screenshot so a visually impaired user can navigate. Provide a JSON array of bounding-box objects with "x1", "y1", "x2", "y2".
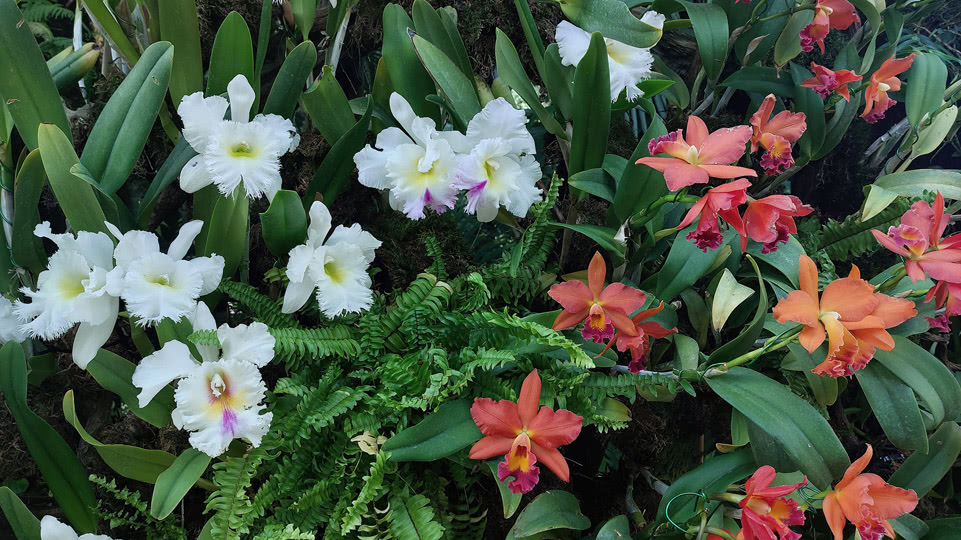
[
  {"x1": 855, "y1": 361, "x2": 928, "y2": 452},
  {"x1": 508, "y1": 491, "x2": 590, "y2": 537},
  {"x1": 493, "y1": 30, "x2": 566, "y2": 138},
  {"x1": 569, "y1": 32, "x2": 611, "y2": 176},
  {"x1": 0, "y1": 487, "x2": 40, "y2": 540},
  {"x1": 263, "y1": 41, "x2": 318, "y2": 119},
  {"x1": 158, "y1": 0, "x2": 203, "y2": 106},
  {"x1": 679, "y1": 1, "x2": 729, "y2": 81},
  {"x1": 86, "y1": 349, "x2": 175, "y2": 428},
  {"x1": 12, "y1": 150, "x2": 47, "y2": 274},
  {"x1": 556, "y1": 0, "x2": 661, "y2": 48},
  {"x1": 862, "y1": 170, "x2": 961, "y2": 221},
  {"x1": 411, "y1": 34, "x2": 480, "y2": 130},
  {"x1": 905, "y1": 53, "x2": 948, "y2": 128},
  {"x1": 303, "y1": 97, "x2": 373, "y2": 206},
  {"x1": 206, "y1": 12, "x2": 255, "y2": 100},
  {"x1": 889, "y1": 422, "x2": 961, "y2": 498},
  {"x1": 303, "y1": 65, "x2": 356, "y2": 143},
  {"x1": 150, "y1": 449, "x2": 211, "y2": 519},
  {"x1": 656, "y1": 449, "x2": 756, "y2": 523},
  {"x1": 37, "y1": 124, "x2": 109, "y2": 235},
  {"x1": 383, "y1": 3, "x2": 439, "y2": 123},
  {"x1": 260, "y1": 190, "x2": 308, "y2": 257},
  {"x1": 383, "y1": 399, "x2": 482, "y2": 461},
  {"x1": 872, "y1": 336, "x2": 961, "y2": 429}
]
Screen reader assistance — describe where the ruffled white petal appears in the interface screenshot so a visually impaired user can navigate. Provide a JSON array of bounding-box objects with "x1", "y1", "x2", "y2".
[
  {"x1": 189, "y1": 255, "x2": 225, "y2": 296},
  {"x1": 555, "y1": 21, "x2": 592, "y2": 68},
  {"x1": 40, "y1": 515, "x2": 80, "y2": 540},
  {"x1": 464, "y1": 98, "x2": 535, "y2": 155},
  {"x1": 122, "y1": 253, "x2": 204, "y2": 325},
  {"x1": 326, "y1": 224, "x2": 382, "y2": 265},
  {"x1": 218, "y1": 322, "x2": 275, "y2": 367},
  {"x1": 113, "y1": 230, "x2": 160, "y2": 270},
  {"x1": 385, "y1": 141, "x2": 457, "y2": 220},
  {"x1": 310, "y1": 243, "x2": 374, "y2": 317},
  {"x1": 226, "y1": 74, "x2": 256, "y2": 123},
  {"x1": 204, "y1": 121, "x2": 284, "y2": 199},
  {"x1": 15, "y1": 250, "x2": 90, "y2": 339},
  {"x1": 252, "y1": 113, "x2": 299, "y2": 153},
  {"x1": 132, "y1": 340, "x2": 199, "y2": 407},
  {"x1": 641, "y1": 10, "x2": 666, "y2": 30},
  {"x1": 177, "y1": 92, "x2": 229, "y2": 151},
  {"x1": 354, "y1": 126, "x2": 412, "y2": 190},
  {"x1": 0, "y1": 297, "x2": 25, "y2": 343}
]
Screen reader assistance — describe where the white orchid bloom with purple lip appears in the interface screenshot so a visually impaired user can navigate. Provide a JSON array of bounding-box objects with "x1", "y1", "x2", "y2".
[
  {"x1": 440, "y1": 98, "x2": 543, "y2": 222},
  {"x1": 132, "y1": 303, "x2": 274, "y2": 457},
  {"x1": 353, "y1": 92, "x2": 458, "y2": 219},
  {"x1": 14, "y1": 222, "x2": 118, "y2": 369},
  {"x1": 282, "y1": 200, "x2": 381, "y2": 317},
  {"x1": 40, "y1": 516, "x2": 114, "y2": 540},
  {"x1": 105, "y1": 220, "x2": 224, "y2": 326},
  {"x1": 177, "y1": 74, "x2": 298, "y2": 201}
]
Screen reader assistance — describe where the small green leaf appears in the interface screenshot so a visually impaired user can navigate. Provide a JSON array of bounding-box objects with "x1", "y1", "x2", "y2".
[
  {"x1": 568, "y1": 168, "x2": 616, "y2": 202},
  {"x1": 486, "y1": 461, "x2": 522, "y2": 519},
  {"x1": 905, "y1": 53, "x2": 948, "y2": 128},
  {"x1": 773, "y1": 9, "x2": 814, "y2": 67},
  {"x1": 412, "y1": 35, "x2": 480, "y2": 130},
  {"x1": 260, "y1": 190, "x2": 308, "y2": 257},
  {"x1": 783, "y1": 344, "x2": 838, "y2": 406},
  {"x1": 412, "y1": 0, "x2": 472, "y2": 80},
  {"x1": 86, "y1": 349, "x2": 175, "y2": 428},
  {"x1": 719, "y1": 66, "x2": 795, "y2": 97},
  {"x1": 549, "y1": 223, "x2": 625, "y2": 262},
  {"x1": 556, "y1": 0, "x2": 661, "y2": 48},
  {"x1": 0, "y1": 487, "x2": 40, "y2": 540},
  {"x1": 200, "y1": 188, "x2": 249, "y2": 280},
  {"x1": 47, "y1": 43, "x2": 100, "y2": 91},
  {"x1": 37, "y1": 124, "x2": 109, "y2": 235},
  {"x1": 679, "y1": 1, "x2": 729, "y2": 81},
  {"x1": 861, "y1": 170, "x2": 961, "y2": 221},
  {"x1": 150, "y1": 448, "x2": 211, "y2": 519},
  {"x1": 263, "y1": 41, "x2": 318, "y2": 119},
  {"x1": 790, "y1": 65, "x2": 825, "y2": 160},
  {"x1": 206, "y1": 12, "x2": 255, "y2": 100},
  {"x1": 12, "y1": 149, "x2": 47, "y2": 274},
  {"x1": 302, "y1": 65, "x2": 356, "y2": 143},
  {"x1": 657, "y1": 450, "x2": 756, "y2": 523},
  {"x1": 596, "y1": 515, "x2": 630, "y2": 540},
  {"x1": 656, "y1": 227, "x2": 733, "y2": 302},
  {"x1": 303, "y1": 97, "x2": 373, "y2": 206},
  {"x1": 612, "y1": 117, "x2": 668, "y2": 223},
  {"x1": 494, "y1": 30, "x2": 566, "y2": 138},
  {"x1": 888, "y1": 422, "x2": 961, "y2": 498},
  {"x1": 812, "y1": 90, "x2": 861, "y2": 160},
  {"x1": 508, "y1": 490, "x2": 590, "y2": 538},
  {"x1": 137, "y1": 136, "x2": 197, "y2": 226},
  {"x1": 383, "y1": 399, "x2": 482, "y2": 461},
  {"x1": 570, "y1": 32, "x2": 611, "y2": 176}
]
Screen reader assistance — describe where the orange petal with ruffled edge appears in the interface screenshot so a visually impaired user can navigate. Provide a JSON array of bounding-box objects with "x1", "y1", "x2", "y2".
[
  {"x1": 823, "y1": 315, "x2": 860, "y2": 369},
  {"x1": 820, "y1": 277, "x2": 878, "y2": 321},
  {"x1": 470, "y1": 398, "x2": 521, "y2": 438},
  {"x1": 469, "y1": 435, "x2": 514, "y2": 459},
  {"x1": 548, "y1": 280, "x2": 592, "y2": 313},
  {"x1": 765, "y1": 110, "x2": 807, "y2": 143},
  {"x1": 530, "y1": 442, "x2": 571, "y2": 482},
  {"x1": 750, "y1": 95, "x2": 777, "y2": 151},
  {"x1": 822, "y1": 492, "x2": 848, "y2": 540},
  {"x1": 798, "y1": 255, "x2": 819, "y2": 299},
  {"x1": 528, "y1": 407, "x2": 583, "y2": 449},
  {"x1": 864, "y1": 475, "x2": 918, "y2": 519},
  {"x1": 872, "y1": 54, "x2": 915, "y2": 84},
  {"x1": 773, "y1": 290, "x2": 820, "y2": 327},
  {"x1": 871, "y1": 294, "x2": 917, "y2": 328},
  {"x1": 587, "y1": 252, "x2": 606, "y2": 298},
  {"x1": 598, "y1": 283, "x2": 647, "y2": 315},
  {"x1": 517, "y1": 370, "x2": 542, "y2": 427}
]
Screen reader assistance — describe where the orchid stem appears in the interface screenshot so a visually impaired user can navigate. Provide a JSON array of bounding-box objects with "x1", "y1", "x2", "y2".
[
  {"x1": 705, "y1": 326, "x2": 804, "y2": 377},
  {"x1": 876, "y1": 266, "x2": 907, "y2": 293},
  {"x1": 755, "y1": 4, "x2": 815, "y2": 24},
  {"x1": 629, "y1": 191, "x2": 698, "y2": 228}
]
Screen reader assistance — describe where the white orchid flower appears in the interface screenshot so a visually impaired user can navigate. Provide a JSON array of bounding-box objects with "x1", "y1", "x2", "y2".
[
  {"x1": 105, "y1": 221, "x2": 224, "y2": 326},
  {"x1": 0, "y1": 297, "x2": 25, "y2": 344},
  {"x1": 132, "y1": 303, "x2": 274, "y2": 457},
  {"x1": 282, "y1": 200, "x2": 381, "y2": 317},
  {"x1": 353, "y1": 92, "x2": 458, "y2": 219},
  {"x1": 14, "y1": 223, "x2": 118, "y2": 369},
  {"x1": 177, "y1": 74, "x2": 299, "y2": 201},
  {"x1": 40, "y1": 516, "x2": 114, "y2": 540},
  {"x1": 440, "y1": 98, "x2": 543, "y2": 222},
  {"x1": 555, "y1": 12, "x2": 665, "y2": 102}
]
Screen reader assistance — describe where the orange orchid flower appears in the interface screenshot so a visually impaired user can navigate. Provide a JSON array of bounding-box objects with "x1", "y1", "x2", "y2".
[
  {"x1": 800, "y1": 0, "x2": 860, "y2": 54},
  {"x1": 928, "y1": 280, "x2": 961, "y2": 317},
  {"x1": 469, "y1": 370, "x2": 583, "y2": 494},
  {"x1": 548, "y1": 252, "x2": 648, "y2": 342},
  {"x1": 862, "y1": 54, "x2": 915, "y2": 123},
  {"x1": 840, "y1": 265, "x2": 917, "y2": 375},
  {"x1": 676, "y1": 179, "x2": 752, "y2": 252},
  {"x1": 872, "y1": 192, "x2": 961, "y2": 283},
  {"x1": 743, "y1": 195, "x2": 813, "y2": 253},
  {"x1": 801, "y1": 62, "x2": 862, "y2": 101},
  {"x1": 636, "y1": 116, "x2": 756, "y2": 191},
  {"x1": 596, "y1": 301, "x2": 677, "y2": 372},
  {"x1": 822, "y1": 445, "x2": 918, "y2": 540},
  {"x1": 737, "y1": 466, "x2": 807, "y2": 540},
  {"x1": 750, "y1": 95, "x2": 807, "y2": 175}
]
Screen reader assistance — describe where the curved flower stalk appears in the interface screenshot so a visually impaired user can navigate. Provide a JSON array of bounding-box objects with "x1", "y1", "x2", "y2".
[
  {"x1": 105, "y1": 221, "x2": 224, "y2": 326},
  {"x1": 749, "y1": 95, "x2": 807, "y2": 175},
  {"x1": 469, "y1": 370, "x2": 583, "y2": 494},
  {"x1": 862, "y1": 55, "x2": 915, "y2": 123},
  {"x1": 822, "y1": 445, "x2": 918, "y2": 540},
  {"x1": 636, "y1": 116, "x2": 756, "y2": 191},
  {"x1": 676, "y1": 179, "x2": 751, "y2": 252},
  {"x1": 177, "y1": 74, "x2": 299, "y2": 200},
  {"x1": 800, "y1": 0, "x2": 859, "y2": 54},
  {"x1": 801, "y1": 62, "x2": 862, "y2": 100},
  {"x1": 554, "y1": 11, "x2": 665, "y2": 102},
  {"x1": 0, "y1": 296, "x2": 25, "y2": 344},
  {"x1": 132, "y1": 303, "x2": 274, "y2": 457},
  {"x1": 15, "y1": 223, "x2": 118, "y2": 369},
  {"x1": 743, "y1": 195, "x2": 813, "y2": 253},
  {"x1": 548, "y1": 251, "x2": 647, "y2": 342},
  {"x1": 354, "y1": 92, "x2": 458, "y2": 219},
  {"x1": 441, "y1": 98, "x2": 543, "y2": 222},
  {"x1": 40, "y1": 515, "x2": 114, "y2": 540},
  {"x1": 737, "y1": 466, "x2": 807, "y2": 540},
  {"x1": 597, "y1": 301, "x2": 677, "y2": 373},
  {"x1": 282, "y1": 200, "x2": 381, "y2": 317}
]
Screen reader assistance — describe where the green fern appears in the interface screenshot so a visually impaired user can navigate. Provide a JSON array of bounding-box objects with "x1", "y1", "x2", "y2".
[
  {"x1": 90, "y1": 475, "x2": 186, "y2": 540},
  {"x1": 204, "y1": 448, "x2": 267, "y2": 539},
  {"x1": 270, "y1": 326, "x2": 361, "y2": 369},
  {"x1": 389, "y1": 493, "x2": 445, "y2": 540},
  {"x1": 219, "y1": 280, "x2": 300, "y2": 328},
  {"x1": 807, "y1": 198, "x2": 912, "y2": 262},
  {"x1": 341, "y1": 451, "x2": 392, "y2": 535}
]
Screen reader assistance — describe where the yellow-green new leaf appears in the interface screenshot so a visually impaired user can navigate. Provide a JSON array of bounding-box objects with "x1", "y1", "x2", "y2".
[{"x1": 712, "y1": 269, "x2": 755, "y2": 332}]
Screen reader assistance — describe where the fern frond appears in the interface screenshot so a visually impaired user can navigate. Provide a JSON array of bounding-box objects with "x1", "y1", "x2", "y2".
[
  {"x1": 204, "y1": 448, "x2": 267, "y2": 539},
  {"x1": 341, "y1": 451, "x2": 392, "y2": 535},
  {"x1": 808, "y1": 198, "x2": 912, "y2": 262},
  {"x1": 219, "y1": 280, "x2": 300, "y2": 328},
  {"x1": 270, "y1": 326, "x2": 361, "y2": 369},
  {"x1": 389, "y1": 493, "x2": 445, "y2": 540}
]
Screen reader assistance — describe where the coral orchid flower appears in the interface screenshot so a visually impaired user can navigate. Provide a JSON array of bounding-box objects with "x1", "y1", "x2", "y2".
[
  {"x1": 840, "y1": 266, "x2": 917, "y2": 375},
  {"x1": 928, "y1": 280, "x2": 961, "y2": 317},
  {"x1": 596, "y1": 301, "x2": 678, "y2": 373},
  {"x1": 469, "y1": 370, "x2": 583, "y2": 494},
  {"x1": 548, "y1": 252, "x2": 648, "y2": 342},
  {"x1": 743, "y1": 195, "x2": 813, "y2": 253},
  {"x1": 636, "y1": 116, "x2": 755, "y2": 191},
  {"x1": 773, "y1": 255, "x2": 883, "y2": 376},
  {"x1": 676, "y1": 179, "x2": 751, "y2": 252},
  {"x1": 801, "y1": 62, "x2": 862, "y2": 101},
  {"x1": 737, "y1": 466, "x2": 807, "y2": 540},
  {"x1": 800, "y1": 0, "x2": 860, "y2": 54},
  {"x1": 862, "y1": 54, "x2": 915, "y2": 123},
  {"x1": 872, "y1": 192, "x2": 961, "y2": 283},
  {"x1": 750, "y1": 95, "x2": 807, "y2": 175},
  {"x1": 822, "y1": 445, "x2": 918, "y2": 540}
]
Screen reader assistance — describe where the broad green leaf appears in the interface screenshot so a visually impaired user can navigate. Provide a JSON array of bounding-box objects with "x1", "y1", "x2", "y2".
[
  {"x1": 494, "y1": 30, "x2": 566, "y2": 138},
  {"x1": 436, "y1": 8, "x2": 474, "y2": 83},
  {"x1": 200, "y1": 188, "x2": 249, "y2": 280},
  {"x1": 37, "y1": 124, "x2": 109, "y2": 235},
  {"x1": 302, "y1": 65, "x2": 356, "y2": 143},
  {"x1": 47, "y1": 43, "x2": 99, "y2": 91},
  {"x1": 0, "y1": 487, "x2": 40, "y2": 540},
  {"x1": 0, "y1": 342, "x2": 97, "y2": 533},
  {"x1": 712, "y1": 269, "x2": 754, "y2": 332},
  {"x1": 260, "y1": 190, "x2": 308, "y2": 257},
  {"x1": 862, "y1": 170, "x2": 961, "y2": 220},
  {"x1": 749, "y1": 235, "x2": 804, "y2": 289},
  {"x1": 708, "y1": 256, "x2": 768, "y2": 363},
  {"x1": 653, "y1": 57, "x2": 689, "y2": 109},
  {"x1": 889, "y1": 422, "x2": 961, "y2": 498},
  {"x1": 747, "y1": 417, "x2": 798, "y2": 472},
  {"x1": 612, "y1": 117, "x2": 667, "y2": 223},
  {"x1": 508, "y1": 490, "x2": 590, "y2": 538},
  {"x1": 159, "y1": 0, "x2": 203, "y2": 106},
  {"x1": 63, "y1": 390, "x2": 177, "y2": 484},
  {"x1": 905, "y1": 53, "x2": 947, "y2": 128},
  {"x1": 0, "y1": 0, "x2": 71, "y2": 150},
  {"x1": 556, "y1": 0, "x2": 661, "y2": 48},
  {"x1": 411, "y1": 35, "x2": 481, "y2": 130},
  {"x1": 513, "y1": 0, "x2": 547, "y2": 82},
  {"x1": 656, "y1": 450, "x2": 756, "y2": 523},
  {"x1": 719, "y1": 66, "x2": 794, "y2": 97},
  {"x1": 86, "y1": 349, "x2": 175, "y2": 428},
  {"x1": 382, "y1": 3, "x2": 439, "y2": 122},
  {"x1": 486, "y1": 461, "x2": 522, "y2": 519},
  {"x1": 263, "y1": 41, "x2": 318, "y2": 119},
  {"x1": 568, "y1": 168, "x2": 615, "y2": 202},
  {"x1": 549, "y1": 223, "x2": 625, "y2": 262},
  {"x1": 707, "y1": 367, "x2": 850, "y2": 489},
  {"x1": 872, "y1": 336, "x2": 961, "y2": 428},
  {"x1": 80, "y1": 42, "x2": 174, "y2": 194},
  {"x1": 544, "y1": 44, "x2": 573, "y2": 121},
  {"x1": 910, "y1": 105, "x2": 957, "y2": 158},
  {"x1": 150, "y1": 448, "x2": 211, "y2": 519},
  {"x1": 680, "y1": 288, "x2": 710, "y2": 347},
  {"x1": 679, "y1": 1, "x2": 729, "y2": 81},
  {"x1": 570, "y1": 32, "x2": 611, "y2": 176},
  {"x1": 790, "y1": 65, "x2": 825, "y2": 160},
  {"x1": 137, "y1": 136, "x2": 197, "y2": 226},
  {"x1": 656, "y1": 226, "x2": 733, "y2": 302},
  {"x1": 891, "y1": 514, "x2": 929, "y2": 540},
  {"x1": 733, "y1": 0, "x2": 792, "y2": 65},
  {"x1": 12, "y1": 149, "x2": 46, "y2": 274},
  {"x1": 596, "y1": 515, "x2": 630, "y2": 540},
  {"x1": 290, "y1": 0, "x2": 318, "y2": 42},
  {"x1": 849, "y1": 0, "x2": 881, "y2": 73},
  {"x1": 383, "y1": 399, "x2": 482, "y2": 461},
  {"x1": 924, "y1": 518, "x2": 961, "y2": 539},
  {"x1": 412, "y1": 0, "x2": 472, "y2": 80},
  {"x1": 812, "y1": 90, "x2": 861, "y2": 160},
  {"x1": 81, "y1": 0, "x2": 141, "y2": 65},
  {"x1": 783, "y1": 344, "x2": 838, "y2": 406},
  {"x1": 303, "y1": 97, "x2": 373, "y2": 206},
  {"x1": 773, "y1": 9, "x2": 814, "y2": 67},
  {"x1": 206, "y1": 12, "x2": 255, "y2": 100},
  {"x1": 856, "y1": 361, "x2": 928, "y2": 452}
]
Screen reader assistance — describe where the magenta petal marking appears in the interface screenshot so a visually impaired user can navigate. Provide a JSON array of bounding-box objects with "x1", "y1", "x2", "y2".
[
  {"x1": 497, "y1": 452, "x2": 540, "y2": 494},
  {"x1": 221, "y1": 408, "x2": 238, "y2": 437}
]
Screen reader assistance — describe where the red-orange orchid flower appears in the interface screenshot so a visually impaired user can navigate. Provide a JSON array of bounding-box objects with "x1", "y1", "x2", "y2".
[
  {"x1": 928, "y1": 280, "x2": 961, "y2": 317},
  {"x1": 800, "y1": 0, "x2": 860, "y2": 54},
  {"x1": 548, "y1": 252, "x2": 648, "y2": 342},
  {"x1": 872, "y1": 192, "x2": 961, "y2": 283},
  {"x1": 862, "y1": 54, "x2": 915, "y2": 123},
  {"x1": 801, "y1": 62, "x2": 862, "y2": 101},
  {"x1": 636, "y1": 116, "x2": 756, "y2": 191},
  {"x1": 596, "y1": 301, "x2": 677, "y2": 373},
  {"x1": 676, "y1": 179, "x2": 751, "y2": 252},
  {"x1": 743, "y1": 195, "x2": 813, "y2": 253},
  {"x1": 469, "y1": 370, "x2": 583, "y2": 494},
  {"x1": 737, "y1": 466, "x2": 807, "y2": 540},
  {"x1": 822, "y1": 445, "x2": 918, "y2": 540},
  {"x1": 750, "y1": 95, "x2": 807, "y2": 175}
]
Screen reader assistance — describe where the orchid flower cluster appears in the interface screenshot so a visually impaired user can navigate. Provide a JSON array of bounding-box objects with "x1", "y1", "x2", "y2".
[
  {"x1": 13, "y1": 221, "x2": 224, "y2": 369},
  {"x1": 873, "y1": 192, "x2": 961, "y2": 331},
  {"x1": 716, "y1": 446, "x2": 917, "y2": 540},
  {"x1": 353, "y1": 93, "x2": 543, "y2": 221}
]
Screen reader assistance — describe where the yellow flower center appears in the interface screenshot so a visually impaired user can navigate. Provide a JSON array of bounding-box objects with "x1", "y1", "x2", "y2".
[
  {"x1": 148, "y1": 274, "x2": 171, "y2": 287},
  {"x1": 686, "y1": 145, "x2": 700, "y2": 165},
  {"x1": 58, "y1": 277, "x2": 86, "y2": 299},
  {"x1": 324, "y1": 261, "x2": 346, "y2": 284},
  {"x1": 877, "y1": 82, "x2": 891, "y2": 93},
  {"x1": 229, "y1": 141, "x2": 258, "y2": 158}
]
